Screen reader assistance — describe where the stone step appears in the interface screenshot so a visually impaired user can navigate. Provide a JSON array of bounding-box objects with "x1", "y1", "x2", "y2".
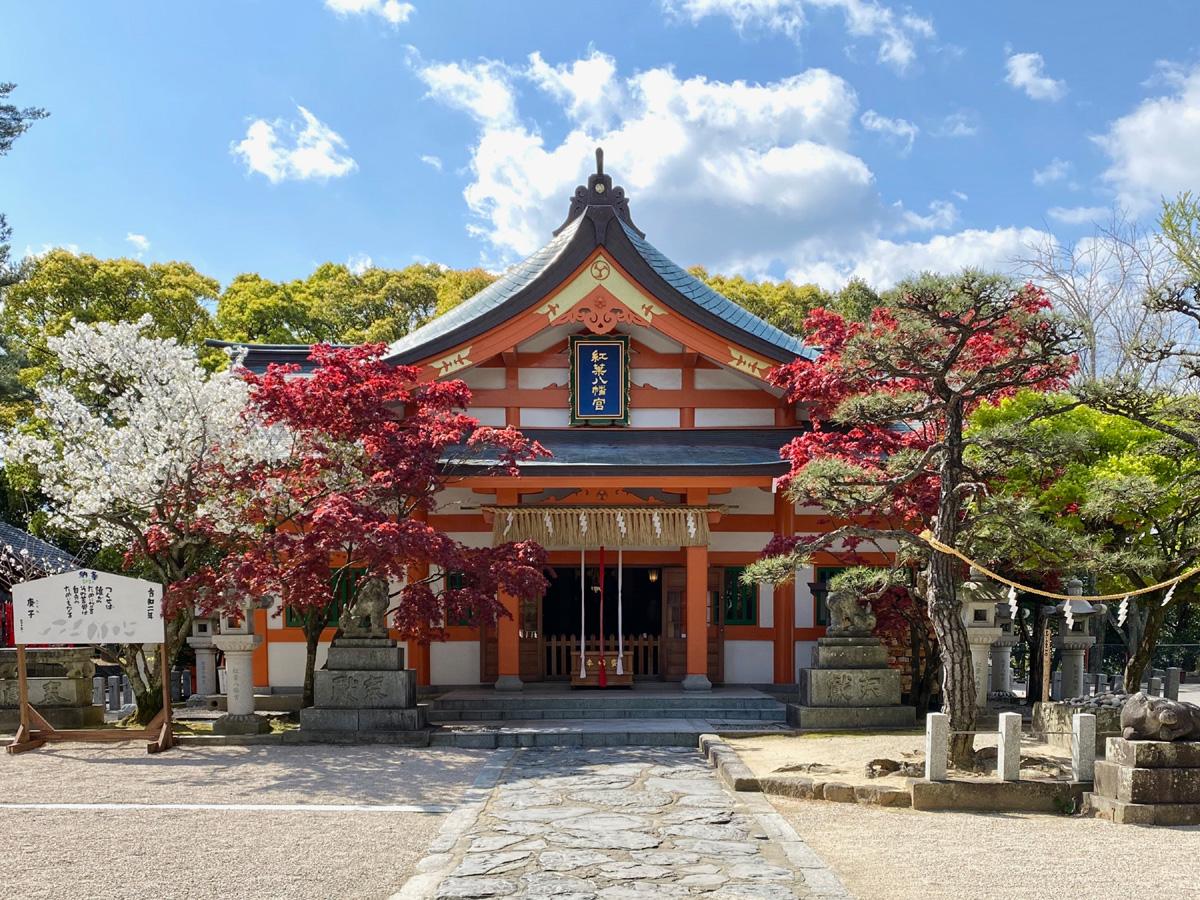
[
  {"x1": 428, "y1": 696, "x2": 784, "y2": 712},
  {"x1": 427, "y1": 706, "x2": 786, "y2": 722}
]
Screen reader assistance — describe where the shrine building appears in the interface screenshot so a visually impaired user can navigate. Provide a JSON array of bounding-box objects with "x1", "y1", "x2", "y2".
[{"x1": 236, "y1": 153, "x2": 886, "y2": 692}]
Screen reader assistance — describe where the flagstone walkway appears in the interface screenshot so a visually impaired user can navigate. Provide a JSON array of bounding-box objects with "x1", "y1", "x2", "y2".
[{"x1": 393, "y1": 746, "x2": 849, "y2": 899}]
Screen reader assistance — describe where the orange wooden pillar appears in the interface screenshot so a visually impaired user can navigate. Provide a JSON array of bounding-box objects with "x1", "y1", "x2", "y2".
[
  {"x1": 683, "y1": 487, "x2": 711, "y2": 691},
  {"x1": 494, "y1": 489, "x2": 523, "y2": 691},
  {"x1": 252, "y1": 607, "x2": 270, "y2": 690},
  {"x1": 772, "y1": 490, "x2": 797, "y2": 684}
]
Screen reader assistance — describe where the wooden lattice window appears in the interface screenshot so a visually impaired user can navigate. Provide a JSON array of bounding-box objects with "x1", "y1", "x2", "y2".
[{"x1": 722, "y1": 567, "x2": 757, "y2": 626}]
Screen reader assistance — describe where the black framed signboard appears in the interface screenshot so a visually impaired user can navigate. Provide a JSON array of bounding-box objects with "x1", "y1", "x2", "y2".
[{"x1": 569, "y1": 334, "x2": 630, "y2": 426}]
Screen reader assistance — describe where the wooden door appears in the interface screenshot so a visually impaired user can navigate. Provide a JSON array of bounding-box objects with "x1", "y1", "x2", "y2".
[
  {"x1": 518, "y1": 594, "x2": 543, "y2": 682},
  {"x1": 662, "y1": 567, "x2": 686, "y2": 681},
  {"x1": 707, "y1": 567, "x2": 724, "y2": 685}
]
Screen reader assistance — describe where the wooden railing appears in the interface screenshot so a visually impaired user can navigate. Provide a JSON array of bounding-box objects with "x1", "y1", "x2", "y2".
[{"x1": 545, "y1": 633, "x2": 660, "y2": 678}]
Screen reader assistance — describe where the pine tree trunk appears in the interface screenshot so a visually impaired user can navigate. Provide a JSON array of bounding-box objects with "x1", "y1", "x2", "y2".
[{"x1": 925, "y1": 397, "x2": 976, "y2": 768}]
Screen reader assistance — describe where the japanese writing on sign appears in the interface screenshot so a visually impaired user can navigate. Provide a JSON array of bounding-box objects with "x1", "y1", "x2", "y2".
[
  {"x1": 570, "y1": 335, "x2": 628, "y2": 425},
  {"x1": 12, "y1": 570, "x2": 164, "y2": 645}
]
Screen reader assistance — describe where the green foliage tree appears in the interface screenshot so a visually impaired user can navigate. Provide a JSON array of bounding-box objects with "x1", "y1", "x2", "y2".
[{"x1": 975, "y1": 392, "x2": 1200, "y2": 690}]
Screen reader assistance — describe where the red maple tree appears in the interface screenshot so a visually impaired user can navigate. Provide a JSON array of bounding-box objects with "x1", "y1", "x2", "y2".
[
  {"x1": 751, "y1": 272, "x2": 1077, "y2": 765},
  {"x1": 197, "y1": 344, "x2": 549, "y2": 705}
]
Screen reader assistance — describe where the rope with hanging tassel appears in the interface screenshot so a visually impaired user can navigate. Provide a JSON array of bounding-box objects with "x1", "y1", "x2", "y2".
[{"x1": 918, "y1": 529, "x2": 1200, "y2": 603}]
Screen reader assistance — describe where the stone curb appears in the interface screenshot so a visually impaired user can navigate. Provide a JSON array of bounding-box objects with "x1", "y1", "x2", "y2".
[
  {"x1": 698, "y1": 733, "x2": 914, "y2": 808},
  {"x1": 388, "y1": 748, "x2": 515, "y2": 900}
]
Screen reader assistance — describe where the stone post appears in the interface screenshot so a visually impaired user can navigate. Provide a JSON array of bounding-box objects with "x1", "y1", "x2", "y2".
[
  {"x1": 990, "y1": 638, "x2": 1017, "y2": 694},
  {"x1": 187, "y1": 614, "x2": 219, "y2": 697},
  {"x1": 925, "y1": 712, "x2": 949, "y2": 782},
  {"x1": 1072, "y1": 712, "x2": 1096, "y2": 782},
  {"x1": 106, "y1": 675, "x2": 121, "y2": 711},
  {"x1": 1148, "y1": 676, "x2": 1162, "y2": 697},
  {"x1": 120, "y1": 676, "x2": 133, "y2": 706},
  {"x1": 1166, "y1": 667, "x2": 1182, "y2": 701},
  {"x1": 92, "y1": 677, "x2": 105, "y2": 706},
  {"x1": 211, "y1": 632, "x2": 268, "y2": 735},
  {"x1": 998, "y1": 712, "x2": 1022, "y2": 782}
]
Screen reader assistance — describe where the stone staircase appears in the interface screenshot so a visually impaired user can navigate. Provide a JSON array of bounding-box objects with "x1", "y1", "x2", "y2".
[{"x1": 424, "y1": 686, "x2": 789, "y2": 748}]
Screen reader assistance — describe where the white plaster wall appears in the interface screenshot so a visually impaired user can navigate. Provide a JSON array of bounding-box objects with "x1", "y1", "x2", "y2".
[
  {"x1": 517, "y1": 327, "x2": 570, "y2": 353},
  {"x1": 695, "y1": 408, "x2": 775, "y2": 427},
  {"x1": 267, "y1": 641, "x2": 330, "y2": 688},
  {"x1": 519, "y1": 368, "x2": 568, "y2": 389},
  {"x1": 522, "y1": 407, "x2": 569, "y2": 427},
  {"x1": 695, "y1": 368, "x2": 760, "y2": 390},
  {"x1": 709, "y1": 531, "x2": 774, "y2": 553},
  {"x1": 724, "y1": 640, "x2": 773, "y2": 684},
  {"x1": 758, "y1": 584, "x2": 773, "y2": 629},
  {"x1": 458, "y1": 367, "x2": 506, "y2": 389},
  {"x1": 266, "y1": 595, "x2": 284, "y2": 630},
  {"x1": 630, "y1": 330, "x2": 683, "y2": 352},
  {"x1": 431, "y1": 641, "x2": 481, "y2": 685},
  {"x1": 631, "y1": 408, "x2": 680, "y2": 427},
  {"x1": 795, "y1": 574, "x2": 815, "y2": 628},
  {"x1": 446, "y1": 531, "x2": 493, "y2": 550},
  {"x1": 469, "y1": 407, "x2": 507, "y2": 426},
  {"x1": 433, "y1": 487, "x2": 479, "y2": 514},
  {"x1": 726, "y1": 486, "x2": 774, "y2": 515},
  {"x1": 795, "y1": 640, "x2": 818, "y2": 674},
  {"x1": 631, "y1": 368, "x2": 682, "y2": 389}
]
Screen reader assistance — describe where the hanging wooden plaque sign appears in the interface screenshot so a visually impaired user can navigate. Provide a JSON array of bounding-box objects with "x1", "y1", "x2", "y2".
[{"x1": 569, "y1": 334, "x2": 630, "y2": 426}]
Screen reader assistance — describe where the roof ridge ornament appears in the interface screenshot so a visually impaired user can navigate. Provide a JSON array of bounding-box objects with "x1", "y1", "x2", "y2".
[{"x1": 553, "y1": 146, "x2": 644, "y2": 240}]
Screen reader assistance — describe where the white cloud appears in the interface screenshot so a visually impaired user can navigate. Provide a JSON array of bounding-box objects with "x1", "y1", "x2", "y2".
[
  {"x1": 951, "y1": 190, "x2": 968, "y2": 202},
  {"x1": 1046, "y1": 205, "x2": 1107, "y2": 225},
  {"x1": 125, "y1": 233, "x2": 150, "y2": 256},
  {"x1": 1005, "y1": 51, "x2": 1066, "y2": 101},
  {"x1": 416, "y1": 51, "x2": 872, "y2": 269},
  {"x1": 347, "y1": 252, "x2": 373, "y2": 274},
  {"x1": 933, "y1": 111, "x2": 978, "y2": 138},
  {"x1": 420, "y1": 154, "x2": 443, "y2": 171},
  {"x1": 23, "y1": 242, "x2": 81, "y2": 260},
  {"x1": 787, "y1": 226, "x2": 1050, "y2": 289},
  {"x1": 231, "y1": 105, "x2": 358, "y2": 184},
  {"x1": 663, "y1": 0, "x2": 935, "y2": 72},
  {"x1": 1032, "y1": 157, "x2": 1071, "y2": 186},
  {"x1": 1094, "y1": 63, "x2": 1200, "y2": 214},
  {"x1": 324, "y1": 0, "x2": 414, "y2": 26},
  {"x1": 417, "y1": 49, "x2": 1051, "y2": 293},
  {"x1": 860, "y1": 109, "x2": 917, "y2": 153}
]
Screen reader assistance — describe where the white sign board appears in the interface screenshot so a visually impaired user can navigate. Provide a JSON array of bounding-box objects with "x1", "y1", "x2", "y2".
[{"x1": 12, "y1": 570, "x2": 164, "y2": 645}]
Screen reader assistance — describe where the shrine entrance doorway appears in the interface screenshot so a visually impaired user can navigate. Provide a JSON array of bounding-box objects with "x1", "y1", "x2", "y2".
[{"x1": 541, "y1": 565, "x2": 663, "y2": 680}]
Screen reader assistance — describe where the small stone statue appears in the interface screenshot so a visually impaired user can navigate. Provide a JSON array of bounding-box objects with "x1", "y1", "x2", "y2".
[
  {"x1": 827, "y1": 586, "x2": 876, "y2": 636},
  {"x1": 1120, "y1": 691, "x2": 1200, "y2": 742},
  {"x1": 338, "y1": 576, "x2": 390, "y2": 637}
]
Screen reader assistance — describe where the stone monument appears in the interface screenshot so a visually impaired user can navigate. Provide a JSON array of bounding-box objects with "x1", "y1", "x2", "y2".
[
  {"x1": 1084, "y1": 693, "x2": 1200, "y2": 825},
  {"x1": 789, "y1": 586, "x2": 916, "y2": 729},
  {"x1": 298, "y1": 576, "x2": 428, "y2": 741},
  {"x1": 959, "y1": 569, "x2": 1003, "y2": 709},
  {"x1": 211, "y1": 596, "x2": 270, "y2": 735},
  {"x1": 0, "y1": 647, "x2": 104, "y2": 730}
]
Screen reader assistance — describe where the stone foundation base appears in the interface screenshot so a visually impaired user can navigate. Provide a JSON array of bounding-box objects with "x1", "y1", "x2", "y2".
[
  {"x1": 1083, "y1": 737, "x2": 1200, "y2": 826},
  {"x1": 681, "y1": 674, "x2": 712, "y2": 692},
  {"x1": 0, "y1": 705, "x2": 104, "y2": 730},
  {"x1": 299, "y1": 706, "x2": 427, "y2": 731},
  {"x1": 213, "y1": 713, "x2": 271, "y2": 735},
  {"x1": 788, "y1": 704, "x2": 916, "y2": 730}
]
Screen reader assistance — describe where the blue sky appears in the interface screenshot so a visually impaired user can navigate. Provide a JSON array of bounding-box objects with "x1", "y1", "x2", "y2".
[{"x1": 4, "y1": 1, "x2": 1200, "y2": 289}]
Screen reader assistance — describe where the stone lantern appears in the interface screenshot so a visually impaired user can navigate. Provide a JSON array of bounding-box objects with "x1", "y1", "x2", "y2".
[
  {"x1": 186, "y1": 612, "x2": 220, "y2": 698},
  {"x1": 990, "y1": 599, "x2": 1020, "y2": 695},
  {"x1": 1053, "y1": 578, "x2": 1096, "y2": 700},
  {"x1": 211, "y1": 596, "x2": 269, "y2": 735},
  {"x1": 959, "y1": 568, "x2": 1004, "y2": 709}
]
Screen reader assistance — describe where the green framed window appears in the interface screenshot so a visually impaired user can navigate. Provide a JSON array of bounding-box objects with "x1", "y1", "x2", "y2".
[
  {"x1": 722, "y1": 567, "x2": 757, "y2": 626},
  {"x1": 284, "y1": 568, "x2": 362, "y2": 628},
  {"x1": 445, "y1": 570, "x2": 475, "y2": 626}
]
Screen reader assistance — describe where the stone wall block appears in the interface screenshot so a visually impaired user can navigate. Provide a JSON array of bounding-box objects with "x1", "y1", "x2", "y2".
[{"x1": 313, "y1": 668, "x2": 416, "y2": 709}]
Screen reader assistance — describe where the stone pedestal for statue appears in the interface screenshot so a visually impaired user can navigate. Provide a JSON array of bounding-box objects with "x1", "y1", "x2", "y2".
[
  {"x1": 1085, "y1": 738, "x2": 1200, "y2": 825},
  {"x1": 788, "y1": 589, "x2": 915, "y2": 730},
  {"x1": 299, "y1": 637, "x2": 427, "y2": 738},
  {"x1": 211, "y1": 633, "x2": 269, "y2": 735},
  {"x1": 0, "y1": 647, "x2": 104, "y2": 730}
]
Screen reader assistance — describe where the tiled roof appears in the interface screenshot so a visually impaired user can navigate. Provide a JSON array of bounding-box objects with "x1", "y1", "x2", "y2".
[
  {"x1": 385, "y1": 217, "x2": 583, "y2": 360},
  {"x1": 618, "y1": 222, "x2": 817, "y2": 361},
  {"x1": 0, "y1": 521, "x2": 78, "y2": 588}
]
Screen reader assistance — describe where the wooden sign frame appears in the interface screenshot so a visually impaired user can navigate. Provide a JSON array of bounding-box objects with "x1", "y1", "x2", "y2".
[{"x1": 7, "y1": 617, "x2": 174, "y2": 755}]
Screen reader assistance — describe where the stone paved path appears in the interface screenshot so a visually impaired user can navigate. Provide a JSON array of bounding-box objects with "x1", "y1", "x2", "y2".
[{"x1": 394, "y1": 747, "x2": 849, "y2": 899}]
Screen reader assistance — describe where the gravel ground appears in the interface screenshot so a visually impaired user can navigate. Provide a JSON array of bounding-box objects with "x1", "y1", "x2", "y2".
[
  {"x1": 0, "y1": 744, "x2": 492, "y2": 899},
  {"x1": 772, "y1": 796, "x2": 1200, "y2": 900}
]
